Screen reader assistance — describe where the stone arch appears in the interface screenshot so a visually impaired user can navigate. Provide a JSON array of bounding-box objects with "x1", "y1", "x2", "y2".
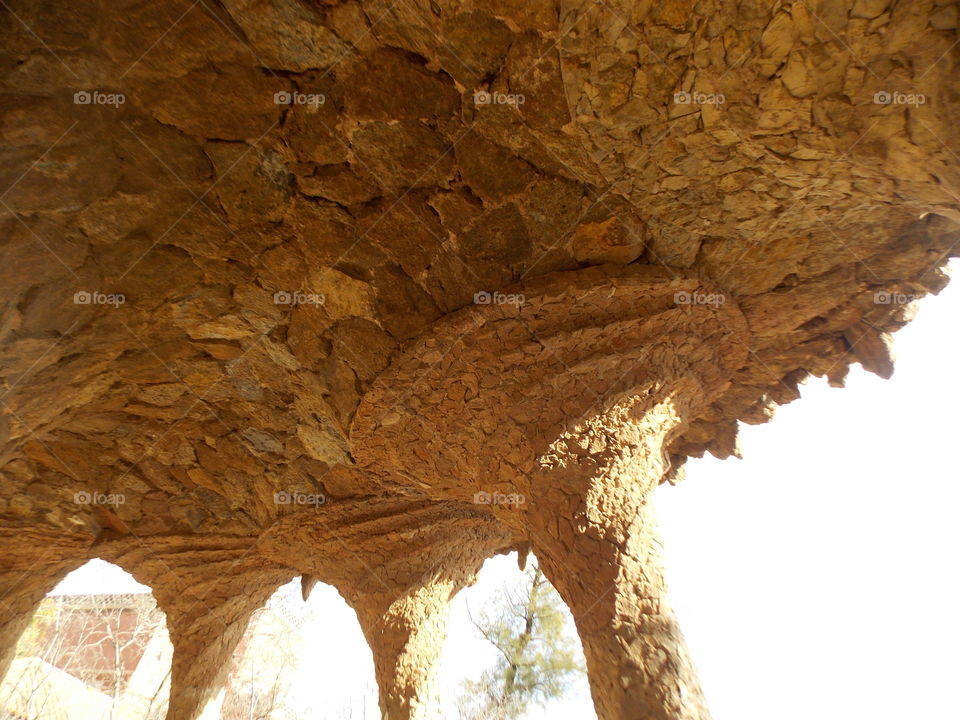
[
  {"x1": 258, "y1": 501, "x2": 516, "y2": 720},
  {"x1": 0, "y1": 557, "x2": 173, "y2": 720},
  {"x1": 93, "y1": 536, "x2": 296, "y2": 720}
]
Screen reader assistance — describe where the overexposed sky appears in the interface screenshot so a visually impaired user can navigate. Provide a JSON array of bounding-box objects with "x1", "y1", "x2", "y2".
[
  {"x1": 658, "y1": 262, "x2": 960, "y2": 720},
  {"x1": 50, "y1": 261, "x2": 960, "y2": 719}
]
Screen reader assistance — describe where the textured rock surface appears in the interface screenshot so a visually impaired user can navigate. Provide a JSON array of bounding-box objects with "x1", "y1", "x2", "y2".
[{"x1": 1, "y1": 0, "x2": 958, "y2": 718}]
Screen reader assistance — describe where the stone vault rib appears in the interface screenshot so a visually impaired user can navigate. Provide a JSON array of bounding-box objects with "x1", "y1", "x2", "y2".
[{"x1": 349, "y1": 265, "x2": 748, "y2": 717}]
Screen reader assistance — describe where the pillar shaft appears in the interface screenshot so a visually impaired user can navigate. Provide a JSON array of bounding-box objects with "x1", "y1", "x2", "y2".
[
  {"x1": 353, "y1": 582, "x2": 454, "y2": 720},
  {"x1": 533, "y1": 503, "x2": 708, "y2": 720},
  {"x1": 528, "y1": 395, "x2": 710, "y2": 720}
]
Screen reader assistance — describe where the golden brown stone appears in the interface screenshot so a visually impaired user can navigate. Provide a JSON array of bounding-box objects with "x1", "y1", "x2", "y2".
[{"x1": 1, "y1": 1, "x2": 959, "y2": 718}]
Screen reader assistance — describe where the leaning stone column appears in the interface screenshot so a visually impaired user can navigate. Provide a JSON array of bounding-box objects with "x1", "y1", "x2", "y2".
[{"x1": 527, "y1": 395, "x2": 708, "y2": 720}]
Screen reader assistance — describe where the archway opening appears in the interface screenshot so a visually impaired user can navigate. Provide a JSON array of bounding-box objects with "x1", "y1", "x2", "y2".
[
  {"x1": 1, "y1": 558, "x2": 172, "y2": 720},
  {"x1": 438, "y1": 552, "x2": 595, "y2": 720},
  {"x1": 211, "y1": 576, "x2": 378, "y2": 720}
]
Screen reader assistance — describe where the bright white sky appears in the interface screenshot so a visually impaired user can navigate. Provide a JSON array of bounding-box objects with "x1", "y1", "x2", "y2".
[{"x1": 52, "y1": 260, "x2": 960, "y2": 719}]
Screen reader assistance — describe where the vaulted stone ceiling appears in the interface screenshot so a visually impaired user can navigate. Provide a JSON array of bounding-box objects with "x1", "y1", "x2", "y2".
[{"x1": 1, "y1": 1, "x2": 958, "y2": 718}]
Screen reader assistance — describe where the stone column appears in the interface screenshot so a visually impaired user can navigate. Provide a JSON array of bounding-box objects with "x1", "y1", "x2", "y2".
[
  {"x1": 351, "y1": 581, "x2": 454, "y2": 720},
  {"x1": 334, "y1": 528, "x2": 505, "y2": 720},
  {"x1": 527, "y1": 395, "x2": 710, "y2": 720}
]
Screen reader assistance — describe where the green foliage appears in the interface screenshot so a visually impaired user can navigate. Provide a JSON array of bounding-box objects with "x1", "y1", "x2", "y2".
[{"x1": 458, "y1": 560, "x2": 585, "y2": 720}]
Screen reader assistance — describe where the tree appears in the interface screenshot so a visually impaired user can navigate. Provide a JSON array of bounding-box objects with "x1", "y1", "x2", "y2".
[{"x1": 457, "y1": 560, "x2": 585, "y2": 720}]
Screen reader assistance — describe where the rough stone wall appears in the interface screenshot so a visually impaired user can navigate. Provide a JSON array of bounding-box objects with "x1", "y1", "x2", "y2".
[{"x1": 1, "y1": 0, "x2": 958, "y2": 718}]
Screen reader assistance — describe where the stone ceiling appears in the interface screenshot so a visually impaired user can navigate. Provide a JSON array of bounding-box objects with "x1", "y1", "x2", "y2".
[{"x1": 1, "y1": 1, "x2": 958, "y2": 719}]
